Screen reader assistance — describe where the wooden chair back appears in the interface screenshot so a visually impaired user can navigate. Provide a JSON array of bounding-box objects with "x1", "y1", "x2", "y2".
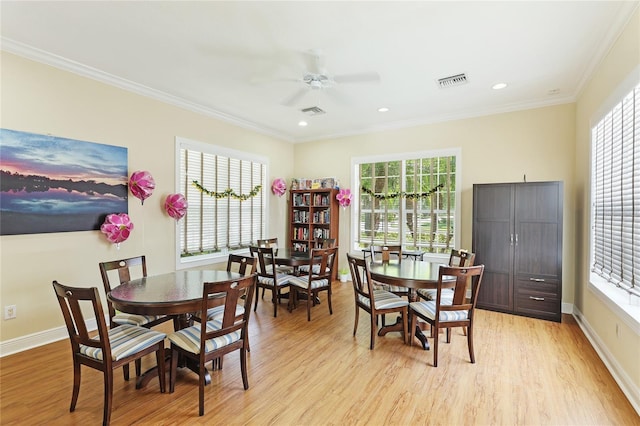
[
  {"x1": 227, "y1": 254, "x2": 257, "y2": 276},
  {"x1": 448, "y1": 249, "x2": 476, "y2": 267},
  {"x1": 315, "y1": 238, "x2": 336, "y2": 248},
  {"x1": 370, "y1": 245, "x2": 402, "y2": 262},
  {"x1": 347, "y1": 253, "x2": 375, "y2": 300},
  {"x1": 309, "y1": 246, "x2": 338, "y2": 281},
  {"x1": 257, "y1": 238, "x2": 279, "y2": 249},
  {"x1": 99, "y1": 256, "x2": 147, "y2": 322},
  {"x1": 254, "y1": 246, "x2": 278, "y2": 278}
]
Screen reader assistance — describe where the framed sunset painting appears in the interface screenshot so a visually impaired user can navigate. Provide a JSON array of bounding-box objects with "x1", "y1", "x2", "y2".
[{"x1": 0, "y1": 129, "x2": 128, "y2": 235}]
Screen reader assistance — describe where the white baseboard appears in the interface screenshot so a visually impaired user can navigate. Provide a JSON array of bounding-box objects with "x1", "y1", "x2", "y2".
[
  {"x1": 573, "y1": 307, "x2": 640, "y2": 416},
  {"x1": 0, "y1": 318, "x2": 97, "y2": 358}
]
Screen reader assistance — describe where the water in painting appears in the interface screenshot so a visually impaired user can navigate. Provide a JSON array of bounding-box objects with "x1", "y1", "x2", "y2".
[{"x1": 0, "y1": 129, "x2": 128, "y2": 235}]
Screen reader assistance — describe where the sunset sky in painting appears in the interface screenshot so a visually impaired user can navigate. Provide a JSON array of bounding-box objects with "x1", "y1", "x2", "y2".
[{"x1": 0, "y1": 129, "x2": 128, "y2": 185}]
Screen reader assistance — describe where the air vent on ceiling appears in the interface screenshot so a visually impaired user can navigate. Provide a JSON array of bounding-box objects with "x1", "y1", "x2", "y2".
[
  {"x1": 437, "y1": 73, "x2": 468, "y2": 89},
  {"x1": 300, "y1": 106, "x2": 326, "y2": 116}
]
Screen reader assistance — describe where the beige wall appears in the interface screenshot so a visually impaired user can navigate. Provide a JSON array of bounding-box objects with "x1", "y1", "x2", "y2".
[
  {"x1": 574, "y1": 8, "x2": 640, "y2": 396},
  {"x1": 294, "y1": 105, "x2": 576, "y2": 286},
  {"x1": 0, "y1": 52, "x2": 294, "y2": 342}
]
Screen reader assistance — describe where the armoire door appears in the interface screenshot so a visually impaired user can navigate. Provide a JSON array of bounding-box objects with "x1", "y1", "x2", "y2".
[{"x1": 473, "y1": 183, "x2": 514, "y2": 312}]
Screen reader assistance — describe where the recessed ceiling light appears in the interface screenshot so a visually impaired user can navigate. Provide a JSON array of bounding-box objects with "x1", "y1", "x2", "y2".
[
  {"x1": 492, "y1": 83, "x2": 508, "y2": 90},
  {"x1": 378, "y1": 107, "x2": 389, "y2": 112},
  {"x1": 298, "y1": 121, "x2": 308, "y2": 127}
]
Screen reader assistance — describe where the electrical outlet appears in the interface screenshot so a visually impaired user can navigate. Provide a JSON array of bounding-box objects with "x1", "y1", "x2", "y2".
[
  {"x1": 4, "y1": 305, "x2": 16, "y2": 320},
  {"x1": 615, "y1": 323, "x2": 620, "y2": 338}
]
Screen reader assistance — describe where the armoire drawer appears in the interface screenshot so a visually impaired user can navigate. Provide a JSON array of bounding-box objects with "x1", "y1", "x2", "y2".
[
  {"x1": 514, "y1": 287, "x2": 561, "y2": 321},
  {"x1": 515, "y1": 278, "x2": 559, "y2": 296}
]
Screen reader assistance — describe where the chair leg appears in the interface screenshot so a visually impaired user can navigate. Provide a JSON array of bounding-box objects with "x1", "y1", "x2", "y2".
[
  {"x1": 433, "y1": 328, "x2": 439, "y2": 367},
  {"x1": 240, "y1": 347, "x2": 249, "y2": 390},
  {"x1": 169, "y1": 348, "x2": 178, "y2": 393},
  {"x1": 135, "y1": 358, "x2": 142, "y2": 377},
  {"x1": 272, "y1": 288, "x2": 278, "y2": 318},
  {"x1": 446, "y1": 328, "x2": 451, "y2": 343},
  {"x1": 103, "y1": 369, "x2": 114, "y2": 426},
  {"x1": 253, "y1": 287, "x2": 260, "y2": 312},
  {"x1": 401, "y1": 309, "x2": 408, "y2": 345},
  {"x1": 408, "y1": 313, "x2": 415, "y2": 347},
  {"x1": 353, "y1": 306, "x2": 360, "y2": 336},
  {"x1": 370, "y1": 311, "x2": 376, "y2": 350},
  {"x1": 468, "y1": 324, "x2": 475, "y2": 364},
  {"x1": 122, "y1": 364, "x2": 130, "y2": 381},
  {"x1": 198, "y1": 363, "x2": 206, "y2": 416},
  {"x1": 307, "y1": 290, "x2": 312, "y2": 321},
  {"x1": 327, "y1": 288, "x2": 333, "y2": 315},
  {"x1": 155, "y1": 346, "x2": 166, "y2": 393},
  {"x1": 70, "y1": 359, "x2": 81, "y2": 412}
]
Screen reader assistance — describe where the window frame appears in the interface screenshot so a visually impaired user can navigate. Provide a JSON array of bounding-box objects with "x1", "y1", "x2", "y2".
[
  {"x1": 174, "y1": 136, "x2": 268, "y2": 270},
  {"x1": 588, "y1": 68, "x2": 640, "y2": 334},
  {"x1": 350, "y1": 148, "x2": 461, "y2": 261}
]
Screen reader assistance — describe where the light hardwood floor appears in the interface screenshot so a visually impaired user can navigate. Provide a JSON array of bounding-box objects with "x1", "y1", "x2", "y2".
[{"x1": 1, "y1": 281, "x2": 638, "y2": 425}]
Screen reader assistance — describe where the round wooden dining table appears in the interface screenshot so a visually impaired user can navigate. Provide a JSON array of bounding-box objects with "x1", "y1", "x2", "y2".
[
  {"x1": 368, "y1": 260, "x2": 452, "y2": 350},
  {"x1": 107, "y1": 269, "x2": 242, "y2": 387}
]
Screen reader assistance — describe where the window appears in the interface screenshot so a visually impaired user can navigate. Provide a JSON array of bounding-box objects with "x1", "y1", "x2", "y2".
[
  {"x1": 353, "y1": 149, "x2": 460, "y2": 256},
  {"x1": 176, "y1": 137, "x2": 266, "y2": 266},
  {"x1": 591, "y1": 83, "x2": 639, "y2": 299}
]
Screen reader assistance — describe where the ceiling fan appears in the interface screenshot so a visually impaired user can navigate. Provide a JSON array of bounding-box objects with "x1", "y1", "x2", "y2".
[{"x1": 280, "y1": 49, "x2": 380, "y2": 107}]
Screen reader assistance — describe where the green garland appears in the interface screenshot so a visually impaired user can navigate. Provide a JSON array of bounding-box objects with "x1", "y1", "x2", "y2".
[
  {"x1": 192, "y1": 180, "x2": 262, "y2": 201},
  {"x1": 361, "y1": 183, "x2": 444, "y2": 200}
]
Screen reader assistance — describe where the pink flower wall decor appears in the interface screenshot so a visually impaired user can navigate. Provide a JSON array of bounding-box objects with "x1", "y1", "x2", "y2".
[
  {"x1": 100, "y1": 213, "x2": 134, "y2": 248},
  {"x1": 164, "y1": 193, "x2": 188, "y2": 221},
  {"x1": 336, "y1": 188, "x2": 352, "y2": 208},
  {"x1": 129, "y1": 170, "x2": 155, "y2": 205},
  {"x1": 271, "y1": 177, "x2": 286, "y2": 197}
]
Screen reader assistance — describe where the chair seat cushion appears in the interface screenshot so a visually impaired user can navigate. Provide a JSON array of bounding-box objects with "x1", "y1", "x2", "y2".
[
  {"x1": 113, "y1": 312, "x2": 166, "y2": 327},
  {"x1": 258, "y1": 273, "x2": 293, "y2": 287},
  {"x1": 168, "y1": 319, "x2": 241, "y2": 354},
  {"x1": 276, "y1": 265, "x2": 295, "y2": 274},
  {"x1": 416, "y1": 288, "x2": 454, "y2": 303},
  {"x1": 298, "y1": 264, "x2": 330, "y2": 275},
  {"x1": 409, "y1": 301, "x2": 468, "y2": 322},
  {"x1": 80, "y1": 324, "x2": 166, "y2": 362},
  {"x1": 372, "y1": 280, "x2": 408, "y2": 294},
  {"x1": 358, "y1": 290, "x2": 409, "y2": 309},
  {"x1": 288, "y1": 276, "x2": 329, "y2": 290},
  {"x1": 206, "y1": 304, "x2": 244, "y2": 321}
]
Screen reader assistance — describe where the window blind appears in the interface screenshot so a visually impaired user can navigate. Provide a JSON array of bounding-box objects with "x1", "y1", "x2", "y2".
[
  {"x1": 179, "y1": 145, "x2": 266, "y2": 259},
  {"x1": 591, "y1": 84, "x2": 639, "y2": 296}
]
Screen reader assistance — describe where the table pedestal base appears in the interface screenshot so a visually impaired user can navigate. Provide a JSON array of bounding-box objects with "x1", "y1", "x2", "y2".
[{"x1": 378, "y1": 315, "x2": 431, "y2": 350}]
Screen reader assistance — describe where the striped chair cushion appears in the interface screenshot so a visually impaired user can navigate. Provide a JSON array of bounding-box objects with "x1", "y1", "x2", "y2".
[
  {"x1": 416, "y1": 288, "x2": 454, "y2": 303},
  {"x1": 206, "y1": 304, "x2": 245, "y2": 321},
  {"x1": 409, "y1": 301, "x2": 469, "y2": 322},
  {"x1": 288, "y1": 276, "x2": 329, "y2": 290},
  {"x1": 276, "y1": 265, "x2": 295, "y2": 274},
  {"x1": 113, "y1": 312, "x2": 166, "y2": 327},
  {"x1": 371, "y1": 280, "x2": 387, "y2": 291},
  {"x1": 79, "y1": 324, "x2": 166, "y2": 362},
  {"x1": 298, "y1": 264, "x2": 330, "y2": 274},
  {"x1": 168, "y1": 319, "x2": 241, "y2": 354},
  {"x1": 258, "y1": 273, "x2": 293, "y2": 287},
  {"x1": 357, "y1": 290, "x2": 408, "y2": 310}
]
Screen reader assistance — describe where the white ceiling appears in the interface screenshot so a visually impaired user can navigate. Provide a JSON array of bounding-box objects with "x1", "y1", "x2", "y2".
[{"x1": 1, "y1": 1, "x2": 638, "y2": 143}]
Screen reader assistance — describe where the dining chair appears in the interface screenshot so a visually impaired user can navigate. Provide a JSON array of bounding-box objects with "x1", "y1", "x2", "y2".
[
  {"x1": 52, "y1": 280, "x2": 166, "y2": 426},
  {"x1": 253, "y1": 246, "x2": 295, "y2": 317},
  {"x1": 206, "y1": 254, "x2": 257, "y2": 354},
  {"x1": 99, "y1": 255, "x2": 173, "y2": 380},
  {"x1": 168, "y1": 274, "x2": 257, "y2": 416},
  {"x1": 347, "y1": 254, "x2": 408, "y2": 349},
  {"x1": 369, "y1": 245, "x2": 409, "y2": 308},
  {"x1": 408, "y1": 265, "x2": 485, "y2": 367},
  {"x1": 288, "y1": 246, "x2": 338, "y2": 321},
  {"x1": 417, "y1": 248, "x2": 476, "y2": 302},
  {"x1": 257, "y1": 237, "x2": 294, "y2": 274},
  {"x1": 298, "y1": 237, "x2": 336, "y2": 275}
]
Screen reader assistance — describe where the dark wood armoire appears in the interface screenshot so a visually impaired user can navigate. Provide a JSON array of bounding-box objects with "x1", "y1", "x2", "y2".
[{"x1": 472, "y1": 181, "x2": 563, "y2": 322}]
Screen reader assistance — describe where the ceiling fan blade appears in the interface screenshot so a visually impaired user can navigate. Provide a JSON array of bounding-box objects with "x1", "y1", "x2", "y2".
[
  {"x1": 333, "y1": 72, "x2": 380, "y2": 84},
  {"x1": 281, "y1": 87, "x2": 309, "y2": 107}
]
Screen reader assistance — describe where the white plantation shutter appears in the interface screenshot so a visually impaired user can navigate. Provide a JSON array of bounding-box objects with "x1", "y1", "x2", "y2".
[
  {"x1": 178, "y1": 139, "x2": 266, "y2": 260},
  {"x1": 591, "y1": 84, "x2": 639, "y2": 296}
]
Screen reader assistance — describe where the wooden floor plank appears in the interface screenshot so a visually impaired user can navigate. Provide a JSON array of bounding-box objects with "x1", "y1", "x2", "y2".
[{"x1": 1, "y1": 281, "x2": 637, "y2": 425}]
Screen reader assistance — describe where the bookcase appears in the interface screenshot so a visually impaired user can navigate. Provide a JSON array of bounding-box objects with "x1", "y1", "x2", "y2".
[{"x1": 289, "y1": 188, "x2": 339, "y2": 269}]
